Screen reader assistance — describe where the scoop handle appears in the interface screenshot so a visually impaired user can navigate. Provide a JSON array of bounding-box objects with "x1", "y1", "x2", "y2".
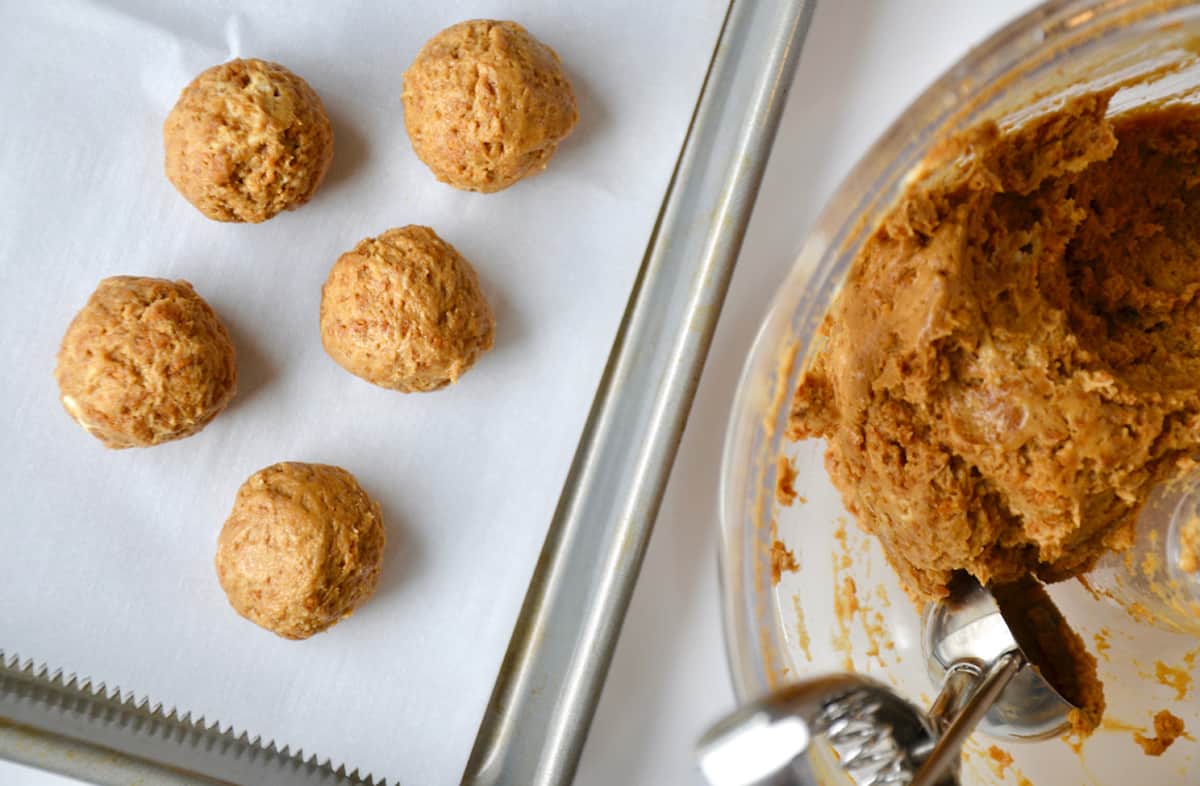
[{"x1": 912, "y1": 650, "x2": 1023, "y2": 786}]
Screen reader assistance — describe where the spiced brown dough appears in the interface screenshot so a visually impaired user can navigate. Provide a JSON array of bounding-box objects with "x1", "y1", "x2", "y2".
[
  {"x1": 1135, "y1": 710, "x2": 1186, "y2": 756},
  {"x1": 215, "y1": 462, "x2": 386, "y2": 640},
  {"x1": 402, "y1": 19, "x2": 578, "y2": 192},
  {"x1": 790, "y1": 92, "x2": 1200, "y2": 600},
  {"x1": 55, "y1": 276, "x2": 236, "y2": 449},
  {"x1": 164, "y1": 58, "x2": 333, "y2": 223},
  {"x1": 320, "y1": 225, "x2": 495, "y2": 392}
]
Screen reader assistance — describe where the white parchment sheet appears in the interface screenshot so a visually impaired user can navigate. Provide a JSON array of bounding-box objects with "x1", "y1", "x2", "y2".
[{"x1": 0, "y1": 2, "x2": 725, "y2": 782}]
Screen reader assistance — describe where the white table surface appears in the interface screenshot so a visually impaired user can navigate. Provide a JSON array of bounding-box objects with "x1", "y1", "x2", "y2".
[{"x1": 3, "y1": 1, "x2": 1041, "y2": 784}]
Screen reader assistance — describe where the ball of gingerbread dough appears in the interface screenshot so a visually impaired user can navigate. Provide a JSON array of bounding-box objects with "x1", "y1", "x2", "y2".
[
  {"x1": 55, "y1": 276, "x2": 237, "y2": 449},
  {"x1": 215, "y1": 462, "x2": 386, "y2": 640},
  {"x1": 164, "y1": 58, "x2": 334, "y2": 223},
  {"x1": 320, "y1": 225, "x2": 495, "y2": 392},
  {"x1": 402, "y1": 19, "x2": 578, "y2": 192}
]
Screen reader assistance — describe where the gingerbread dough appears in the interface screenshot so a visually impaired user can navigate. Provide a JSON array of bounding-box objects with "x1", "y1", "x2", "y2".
[
  {"x1": 164, "y1": 58, "x2": 333, "y2": 223},
  {"x1": 320, "y1": 225, "x2": 495, "y2": 392},
  {"x1": 55, "y1": 276, "x2": 236, "y2": 449},
  {"x1": 790, "y1": 93, "x2": 1200, "y2": 600},
  {"x1": 215, "y1": 462, "x2": 386, "y2": 640},
  {"x1": 402, "y1": 20, "x2": 578, "y2": 192}
]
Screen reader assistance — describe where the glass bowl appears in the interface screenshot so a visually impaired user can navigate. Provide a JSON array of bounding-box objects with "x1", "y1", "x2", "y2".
[{"x1": 719, "y1": 1, "x2": 1200, "y2": 783}]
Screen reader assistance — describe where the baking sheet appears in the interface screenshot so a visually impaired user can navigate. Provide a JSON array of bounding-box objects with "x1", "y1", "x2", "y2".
[{"x1": 0, "y1": 2, "x2": 725, "y2": 783}]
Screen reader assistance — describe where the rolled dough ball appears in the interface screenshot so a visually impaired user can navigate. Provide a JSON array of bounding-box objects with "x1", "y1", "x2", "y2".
[
  {"x1": 402, "y1": 19, "x2": 578, "y2": 192},
  {"x1": 164, "y1": 58, "x2": 334, "y2": 223},
  {"x1": 215, "y1": 462, "x2": 386, "y2": 640},
  {"x1": 55, "y1": 276, "x2": 237, "y2": 449},
  {"x1": 320, "y1": 225, "x2": 495, "y2": 392}
]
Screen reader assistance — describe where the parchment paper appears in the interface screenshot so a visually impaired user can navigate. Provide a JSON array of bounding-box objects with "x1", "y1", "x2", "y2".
[{"x1": 0, "y1": 2, "x2": 725, "y2": 782}]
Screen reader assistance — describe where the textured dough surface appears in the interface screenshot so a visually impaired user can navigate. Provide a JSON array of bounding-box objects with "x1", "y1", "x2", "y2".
[
  {"x1": 1135, "y1": 709, "x2": 1186, "y2": 756},
  {"x1": 790, "y1": 93, "x2": 1200, "y2": 600},
  {"x1": 164, "y1": 58, "x2": 333, "y2": 223},
  {"x1": 215, "y1": 462, "x2": 386, "y2": 640},
  {"x1": 320, "y1": 225, "x2": 495, "y2": 392},
  {"x1": 402, "y1": 19, "x2": 578, "y2": 192},
  {"x1": 55, "y1": 276, "x2": 236, "y2": 449}
]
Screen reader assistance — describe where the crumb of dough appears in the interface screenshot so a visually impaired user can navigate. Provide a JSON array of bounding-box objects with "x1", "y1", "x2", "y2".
[
  {"x1": 164, "y1": 58, "x2": 333, "y2": 223},
  {"x1": 215, "y1": 462, "x2": 386, "y2": 640},
  {"x1": 402, "y1": 20, "x2": 578, "y2": 192},
  {"x1": 790, "y1": 595, "x2": 813, "y2": 662},
  {"x1": 55, "y1": 276, "x2": 236, "y2": 448},
  {"x1": 320, "y1": 225, "x2": 495, "y2": 392},
  {"x1": 775, "y1": 455, "x2": 799, "y2": 506},
  {"x1": 986, "y1": 745, "x2": 1013, "y2": 778},
  {"x1": 1134, "y1": 710, "x2": 1186, "y2": 756},
  {"x1": 1179, "y1": 515, "x2": 1200, "y2": 573},
  {"x1": 1155, "y1": 660, "x2": 1192, "y2": 701},
  {"x1": 789, "y1": 90, "x2": 1200, "y2": 600},
  {"x1": 770, "y1": 539, "x2": 799, "y2": 584},
  {"x1": 993, "y1": 576, "x2": 1105, "y2": 736},
  {"x1": 1125, "y1": 601, "x2": 1157, "y2": 625}
]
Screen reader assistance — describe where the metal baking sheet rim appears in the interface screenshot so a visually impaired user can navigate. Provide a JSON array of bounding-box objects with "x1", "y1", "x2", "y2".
[{"x1": 0, "y1": 1, "x2": 814, "y2": 783}]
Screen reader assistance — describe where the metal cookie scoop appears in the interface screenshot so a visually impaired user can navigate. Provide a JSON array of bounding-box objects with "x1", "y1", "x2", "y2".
[
  {"x1": 922, "y1": 575, "x2": 1077, "y2": 743},
  {"x1": 696, "y1": 673, "x2": 946, "y2": 786},
  {"x1": 697, "y1": 576, "x2": 1080, "y2": 786}
]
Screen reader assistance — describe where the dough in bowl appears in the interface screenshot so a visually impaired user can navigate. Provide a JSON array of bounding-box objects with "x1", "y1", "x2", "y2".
[
  {"x1": 215, "y1": 462, "x2": 386, "y2": 640},
  {"x1": 402, "y1": 19, "x2": 578, "y2": 192},
  {"x1": 790, "y1": 93, "x2": 1200, "y2": 600},
  {"x1": 320, "y1": 225, "x2": 495, "y2": 392},
  {"x1": 164, "y1": 58, "x2": 334, "y2": 223},
  {"x1": 55, "y1": 276, "x2": 237, "y2": 449}
]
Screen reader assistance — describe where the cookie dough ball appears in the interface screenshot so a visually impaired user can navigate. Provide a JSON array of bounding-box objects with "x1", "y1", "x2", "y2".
[
  {"x1": 215, "y1": 462, "x2": 386, "y2": 640},
  {"x1": 164, "y1": 58, "x2": 334, "y2": 223},
  {"x1": 402, "y1": 20, "x2": 578, "y2": 192},
  {"x1": 320, "y1": 225, "x2": 495, "y2": 392},
  {"x1": 55, "y1": 276, "x2": 237, "y2": 449}
]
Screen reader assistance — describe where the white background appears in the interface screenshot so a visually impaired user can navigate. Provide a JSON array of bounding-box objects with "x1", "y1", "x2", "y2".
[{"x1": 2, "y1": 1, "x2": 1041, "y2": 784}]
